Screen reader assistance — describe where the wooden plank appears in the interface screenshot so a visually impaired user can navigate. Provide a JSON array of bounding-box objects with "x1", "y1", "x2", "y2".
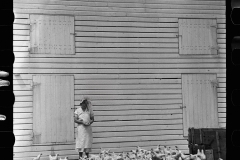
[
  {"x1": 13, "y1": 107, "x2": 32, "y2": 113},
  {"x1": 13, "y1": 41, "x2": 29, "y2": 47},
  {"x1": 93, "y1": 114, "x2": 182, "y2": 122},
  {"x1": 218, "y1": 108, "x2": 226, "y2": 113},
  {"x1": 13, "y1": 30, "x2": 29, "y2": 35},
  {"x1": 78, "y1": 73, "x2": 182, "y2": 79},
  {"x1": 14, "y1": 91, "x2": 32, "y2": 96},
  {"x1": 13, "y1": 79, "x2": 30, "y2": 85},
  {"x1": 14, "y1": 130, "x2": 32, "y2": 136},
  {"x1": 13, "y1": 35, "x2": 30, "y2": 40},
  {"x1": 76, "y1": 37, "x2": 178, "y2": 43},
  {"x1": 14, "y1": 47, "x2": 29, "y2": 52},
  {"x1": 75, "y1": 16, "x2": 178, "y2": 23},
  {"x1": 26, "y1": 52, "x2": 226, "y2": 58},
  {"x1": 13, "y1": 3, "x2": 225, "y2": 14},
  {"x1": 76, "y1": 48, "x2": 177, "y2": 53},
  {"x1": 13, "y1": 1, "x2": 226, "y2": 9},
  {"x1": 93, "y1": 135, "x2": 185, "y2": 143},
  {"x1": 14, "y1": 13, "x2": 29, "y2": 19},
  {"x1": 14, "y1": 118, "x2": 32, "y2": 124},
  {"x1": 75, "y1": 24, "x2": 178, "y2": 33},
  {"x1": 76, "y1": 42, "x2": 178, "y2": 48},
  {"x1": 14, "y1": 124, "x2": 32, "y2": 130},
  {"x1": 14, "y1": 102, "x2": 32, "y2": 107},
  {"x1": 13, "y1": 68, "x2": 226, "y2": 74},
  {"x1": 13, "y1": 143, "x2": 75, "y2": 153},
  {"x1": 92, "y1": 129, "x2": 183, "y2": 138},
  {"x1": 75, "y1": 94, "x2": 182, "y2": 100},
  {"x1": 218, "y1": 93, "x2": 226, "y2": 97},
  {"x1": 93, "y1": 109, "x2": 182, "y2": 116},
  {"x1": 15, "y1": 135, "x2": 32, "y2": 141},
  {"x1": 15, "y1": 96, "x2": 32, "y2": 102},
  {"x1": 68, "y1": 1, "x2": 225, "y2": 9},
  {"x1": 75, "y1": 21, "x2": 178, "y2": 27},
  {"x1": 13, "y1": 0, "x2": 225, "y2": 5},
  {"x1": 74, "y1": 79, "x2": 181, "y2": 84},
  {"x1": 14, "y1": 63, "x2": 226, "y2": 69},
  {"x1": 14, "y1": 19, "x2": 30, "y2": 24},
  {"x1": 18, "y1": 57, "x2": 226, "y2": 64},
  {"x1": 75, "y1": 84, "x2": 180, "y2": 90},
  {"x1": 13, "y1": 85, "x2": 31, "y2": 91},
  {"x1": 76, "y1": 32, "x2": 178, "y2": 38},
  {"x1": 14, "y1": 128, "x2": 183, "y2": 142},
  {"x1": 14, "y1": 8, "x2": 226, "y2": 19},
  {"x1": 75, "y1": 89, "x2": 182, "y2": 95},
  {"x1": 13, "y1": 24, "x2": 30, "y2": 29},
  {"x1": 87, "y1": 104, "x2": 182, "y2": 111},
  {"x1": 92, "y1": 119, "x2": 182, "y2": 127}
]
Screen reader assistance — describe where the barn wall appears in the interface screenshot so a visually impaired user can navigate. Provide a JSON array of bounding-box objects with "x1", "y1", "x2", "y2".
[{"x1": 13, "y1": 0, "x2": 226, "y2": 159}]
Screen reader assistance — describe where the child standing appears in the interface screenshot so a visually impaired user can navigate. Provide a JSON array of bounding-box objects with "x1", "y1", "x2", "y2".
[{"x1": 74, "y1": 98, "x2": 94, "y2": 159}]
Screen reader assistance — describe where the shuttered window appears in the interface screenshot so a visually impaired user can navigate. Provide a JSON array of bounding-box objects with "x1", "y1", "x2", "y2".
[
  {"x1": 30, "y1": 15, "x2": 75, "y2": 54},
  {"x1": 32, "y1": 75, "x2": 74, "y2": 144},
  {"x1": 178, "y1": 19, "x2": 218, "y2": 55},
  {"x1": 182, "y1": 74, "x2": 219, "y2": 136}
]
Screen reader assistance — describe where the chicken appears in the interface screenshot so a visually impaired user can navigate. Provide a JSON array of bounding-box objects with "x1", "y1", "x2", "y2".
[
  {"x1": 90, "y1": 154, "x2": 101, "y2": 160},
  {"x1": 171, "y1": 152, "x2": 181, "y2": 160},
  {"x1": 179, "y1": 152, "x2": 190, "y2": 160},
  {"x1": 200, "y1": 150, "x2": 206, "y2": 160},
  {"x1": 171, "y1": 146, "x2": 180, "y2": 155},
  {"x1": 145, "y1": 151, "x2": 152, "y2": 159},
  {"x1": 163, "y1": 146, "x2": 171, "y2": 155},
  {"x1": 127, "y1": 152, "x2": 137, "y2": 159},
  {"x1": 196, "y1": 150, "x2": 201, "y2": 157},
  {"x1": 151, "y1": 148, "x2": 166, "y2": 160},
  {"x1": 59, "y1": 157, "x2": 68, "y2": 160},
  {"x1": 189, "y1": 154, "x2": 198, "y2": 160},
  {"x1": 33, "y1": 153, "x2": 42, "y2": 160},
  {"x1": 115, "y1": 153, "x2": 124, "y2": 160},
  {"x1": 153, "y1": 145, "x2": 161, "y2": 153},
  {"x1": 136, "y1": 146, "x2": 148, "y2": 154},
  {"x1": 49, "y1": 154, "x2": 59, "y2": 160}
]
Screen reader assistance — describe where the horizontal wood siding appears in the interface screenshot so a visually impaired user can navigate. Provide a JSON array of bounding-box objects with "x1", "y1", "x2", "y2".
[{"x1": 13, "y1": 0, "x2": 226, "y2": 159}]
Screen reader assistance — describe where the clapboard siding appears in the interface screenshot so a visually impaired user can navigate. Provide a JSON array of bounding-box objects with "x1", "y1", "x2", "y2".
[{"x1": 13, "y1": 0, "x2": 226, "y2": 159}]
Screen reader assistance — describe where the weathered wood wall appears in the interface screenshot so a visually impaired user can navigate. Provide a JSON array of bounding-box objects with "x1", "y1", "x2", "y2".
[{"x1": 13, "y1": 0, "x2": 226, "y2": 159}]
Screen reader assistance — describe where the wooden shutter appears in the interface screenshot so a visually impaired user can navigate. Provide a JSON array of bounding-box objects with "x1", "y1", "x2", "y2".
[
  {"x1": 182, "y1": 74, "x2": 219, "y2": 136},
  {"x1": 30, "y1": 15, "x2": 75, "y2": 54},
  {"x1": 33, "y1": 75, "x2": 74, "y2": 144},
  {"x1": 179, "y1": 19, "x2": 218, "y2": 55}
]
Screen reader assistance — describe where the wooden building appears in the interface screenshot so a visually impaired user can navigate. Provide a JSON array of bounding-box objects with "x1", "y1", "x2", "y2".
[{"x1": 13, "y1": 0, "x2": 226, "y2": 159}]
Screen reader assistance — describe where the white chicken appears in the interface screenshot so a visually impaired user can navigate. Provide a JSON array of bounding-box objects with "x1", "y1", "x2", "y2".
[
  {"x1": 151, "y1": 148, "x2": 166, "y2": 160},
  {"x1": 33, "y1": 153, "x2": 42, "y2": 160},
  {"x1": 179, "y1": 152, "x2": 190, "y2": 160},
  {"x1": 49, "y1": 154, "x2": 59, "y2": 160},
  {"x1": 163, "y1": 146, "x2": 171, "y2": 155},
  {"x1": 200, "y1": 150, "x2": 206, "y2": 160},
  {"x1": 153, "y1": 145, "x2": 161, "y2": 153}
]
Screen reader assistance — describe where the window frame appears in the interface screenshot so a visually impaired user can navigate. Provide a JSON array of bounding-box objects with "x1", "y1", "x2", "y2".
[{"x1": 29, "y1": 14, "x2": 75, "y2": 55}]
